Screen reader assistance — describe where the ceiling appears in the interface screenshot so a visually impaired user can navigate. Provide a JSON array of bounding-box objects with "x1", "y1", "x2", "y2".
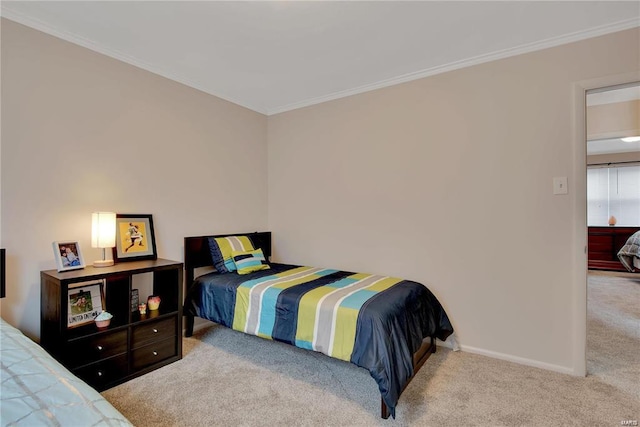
[
  {"x1": 587, "y1": 137, "x2": 640, "y2": 156},
  {"x1": 2, "y1": 1, "x2": 639, "y2": 115}
]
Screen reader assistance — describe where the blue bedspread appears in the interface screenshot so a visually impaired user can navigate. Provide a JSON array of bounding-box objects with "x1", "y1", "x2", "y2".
[{"x1": 184, "y1": 263, "x2": 453, "y2": 417}]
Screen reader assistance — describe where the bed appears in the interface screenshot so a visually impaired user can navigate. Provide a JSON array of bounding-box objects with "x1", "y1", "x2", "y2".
[
  {"x1": 183, "y1": 232, "x2": 454, "y2": 419},
  {"x1": 618, "y1": 230, "x2": 640, "y2": 272},
  {"x1": 0, "y1": 317, "x2": 132, "y2": 426}
]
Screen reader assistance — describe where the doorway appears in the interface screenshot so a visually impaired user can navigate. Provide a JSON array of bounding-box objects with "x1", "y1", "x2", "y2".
[{"x1": 584, "y1": 83, "x2": 639, "y2": 393}]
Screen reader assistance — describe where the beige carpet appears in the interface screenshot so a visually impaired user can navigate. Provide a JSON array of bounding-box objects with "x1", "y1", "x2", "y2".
[
  {"x1": 587, "y1": 274, "x2": 640, "y2": 397},
  {"x1": 103, "y1": 275, "x2": 639, "y2": 426}
]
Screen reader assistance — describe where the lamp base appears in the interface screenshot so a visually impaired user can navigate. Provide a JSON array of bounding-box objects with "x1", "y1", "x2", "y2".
[{"x1": 93, "y1": 259, "x2": 114, "y2": 268}]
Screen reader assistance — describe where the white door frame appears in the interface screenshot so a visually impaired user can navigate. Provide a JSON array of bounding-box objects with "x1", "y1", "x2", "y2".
[{"x1": 571, "y1": 71, "x2": 640, "y2": 376}]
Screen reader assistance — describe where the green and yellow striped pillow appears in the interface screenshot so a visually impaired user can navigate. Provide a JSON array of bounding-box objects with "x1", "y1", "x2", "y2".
[{"x1": 208, "y1": 236, "x2": 255, "y2": 273}]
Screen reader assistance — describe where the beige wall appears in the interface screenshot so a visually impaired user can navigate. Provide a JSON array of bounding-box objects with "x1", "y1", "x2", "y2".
[
  {"x1": 586, "y1": 99, "x2": 640, "y2": 165},
  {"x1": 0, "y1": 19, "x2": 268, "y2": 338},
  {"x1": 587, "y1": 100, "x2": 640, "y2": 140},
  {"x1": 587, "y1": 152, "x2": 640, "y2": 165},
  {"x1": 2, "y1": 16, "x2": 639, "y2": 375},
  {"x1": 268, "y1": 28, "x2": 640, "y2": 373}
]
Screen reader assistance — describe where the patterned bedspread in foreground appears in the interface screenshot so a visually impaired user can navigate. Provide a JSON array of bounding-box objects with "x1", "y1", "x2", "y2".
[
  {"x1": 185, "y1": 263, "x2": 454, "y2": 417},
  {"x1": 0, "y1": 318, "x2": 132, "y2": 427}
]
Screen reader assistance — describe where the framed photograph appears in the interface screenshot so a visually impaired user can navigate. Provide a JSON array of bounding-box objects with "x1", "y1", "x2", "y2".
[
  {"x1": 53, "y1": 241, "x2": 85, "y2": 272},
  {"x1": 67, "y1": 282, "x2": 104, "y2": 328},
  {"x1": 113, "y1": 214, "x2": 157, "y2": 262}
]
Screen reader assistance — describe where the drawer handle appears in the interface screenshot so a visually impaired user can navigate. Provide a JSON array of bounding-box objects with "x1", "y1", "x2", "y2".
[
  {"x1": 97, "y1": 371, "x2": 103, "y2": 377},
  {"x1": 153, "y1": 328, "x2": 158, "y2": 333},
  {"x1": 97, "y1": 345, "x2": 103, "y2": 351},
  {"x1": 153, "y1": 351, "x2": 158, "y2": 356}
]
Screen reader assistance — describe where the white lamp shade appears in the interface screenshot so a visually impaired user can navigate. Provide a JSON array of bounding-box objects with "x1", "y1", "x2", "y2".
[{"x1": 91, "y1": 212, "x2": 116, "y2": 249}]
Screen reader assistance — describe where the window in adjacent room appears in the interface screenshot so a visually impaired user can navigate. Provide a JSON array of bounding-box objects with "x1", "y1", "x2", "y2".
[{"x1": 587, "y1": 164, "x2": 640, "y2": 226}]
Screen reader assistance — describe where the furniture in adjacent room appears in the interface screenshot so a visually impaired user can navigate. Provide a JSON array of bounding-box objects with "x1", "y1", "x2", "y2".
[
  {"x1": 40, "y1": 258, "x2": 183, "y2": 391},
  {"x1": 588, "y1": 226, "x2": 640, "y2": 271}
]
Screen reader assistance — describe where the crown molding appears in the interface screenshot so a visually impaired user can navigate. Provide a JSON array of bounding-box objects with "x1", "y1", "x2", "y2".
[
  {"x1": 267, "y1": 18, "x2": 640, "y2": 115},
  {"x1": 0, "y1": 6, "x2": 269, "y2": 115},
  {"x1": 1, "y1": 6, "x2": 637, "y2": 117}
]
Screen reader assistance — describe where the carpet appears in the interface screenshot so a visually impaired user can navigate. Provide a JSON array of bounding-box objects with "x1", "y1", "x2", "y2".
[{"x1": 103, "y1": 275, "x2": 639, "y2": 426}]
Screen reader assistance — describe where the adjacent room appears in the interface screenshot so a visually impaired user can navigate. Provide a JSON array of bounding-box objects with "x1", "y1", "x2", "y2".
[
  {"x1": 1, "y1": 1, "x2": 639, "y2": 426},
  {"x1": 585, "y1": 83, "x2": 640, "y2": 398}
]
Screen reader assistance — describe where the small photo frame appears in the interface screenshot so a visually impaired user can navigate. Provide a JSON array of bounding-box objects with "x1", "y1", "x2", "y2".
[
  {"x1": 53, "y1": 241, "x2": 85, "y2": 272},
  {"x1": 113, "y1": 214, "x2": 157, "y2": 262},
  {"x1": 67, "y1": 282, "x2": 104, "y2": 328}
]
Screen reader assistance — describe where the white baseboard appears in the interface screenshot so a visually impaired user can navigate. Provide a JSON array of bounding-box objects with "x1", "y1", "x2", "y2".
[
  {"x1": 436, "y1": 335, "x2": 459, "y2": 351},
  {"x1": 458, "y1": 344, "x2": 576, "y2": 376},
  {"x1": 192, "y1": 320, "x2": 213, "y2": 334}
]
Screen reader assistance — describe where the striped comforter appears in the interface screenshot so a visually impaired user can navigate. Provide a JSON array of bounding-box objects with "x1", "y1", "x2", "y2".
[{"x1": 185, "y1": 263, "x2": 453, "y2": 417}]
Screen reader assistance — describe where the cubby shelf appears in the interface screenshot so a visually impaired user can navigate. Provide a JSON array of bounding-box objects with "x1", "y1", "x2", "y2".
[{"x1": 40, "y1": 258, "x2": 183, "y2": 391}]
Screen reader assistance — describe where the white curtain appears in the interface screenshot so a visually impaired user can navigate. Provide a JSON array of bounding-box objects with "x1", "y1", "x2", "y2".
[{"x1": 587, "y1": 165, "x2": 640, "y2": 226}]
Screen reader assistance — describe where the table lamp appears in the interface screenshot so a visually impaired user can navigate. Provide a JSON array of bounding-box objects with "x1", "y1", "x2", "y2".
[{"x1": 92, "y1": 212, "x2": 116, "y2": 267}]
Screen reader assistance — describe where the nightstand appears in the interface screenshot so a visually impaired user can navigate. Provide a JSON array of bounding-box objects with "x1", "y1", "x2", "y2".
[{"x1": 40, "y1": 258, "x2": 183, "y2": 391}]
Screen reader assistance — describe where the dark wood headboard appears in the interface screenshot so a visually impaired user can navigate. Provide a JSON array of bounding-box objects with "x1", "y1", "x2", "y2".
[{"x1": 183, "y1": 232, "x2": 272, "y2": 290}]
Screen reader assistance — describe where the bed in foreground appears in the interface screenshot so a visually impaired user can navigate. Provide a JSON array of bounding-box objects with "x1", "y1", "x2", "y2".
[
  {"x1": 183, "y1": 232, "x2": 454, "y2": 419},
  {"x1": 0, "y1": 318, "x2": 132, "y2": 427}
]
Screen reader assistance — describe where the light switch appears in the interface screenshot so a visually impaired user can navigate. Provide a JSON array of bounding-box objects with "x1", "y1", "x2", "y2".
[{"x1": 553, "y1": 177, "x2": 568, "y2": 195}]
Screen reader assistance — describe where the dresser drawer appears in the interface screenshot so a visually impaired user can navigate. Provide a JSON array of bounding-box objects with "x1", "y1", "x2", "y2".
[
  {"x1": 132, "y1": 317, "x2": 176, "y2": 349},
  {"x1": 588, "y1": 235, "x2": 613, "y2": 253},
  {"x1": 66, "y1": 330, "x2": 128, "y2": 367},
  {"x1": 73, "y1": 354, "x2": 128, "y2": 390},
  {"x1": 132, "y1": 336, "x2": 177, "y2": 371}
]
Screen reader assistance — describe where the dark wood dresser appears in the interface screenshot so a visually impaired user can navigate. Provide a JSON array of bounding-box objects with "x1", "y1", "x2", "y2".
[
  {"x1": 588, "y1": 226, "x2": 640, "y2": 271},
  {"x1": 40, "y1": 258, "x2": 183, "y2": 391}
]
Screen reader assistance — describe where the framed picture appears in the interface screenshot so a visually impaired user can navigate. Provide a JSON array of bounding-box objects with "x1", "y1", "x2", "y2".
[
  {"x1": 67, "y1": 282, "x2": 104, "y2": 328},
  {"x1": 113, "y1": 214, "x2": 157, "y2": 262},
  {"x1": 53, "y1": 241, "x2": 85, "y2": 272}
]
